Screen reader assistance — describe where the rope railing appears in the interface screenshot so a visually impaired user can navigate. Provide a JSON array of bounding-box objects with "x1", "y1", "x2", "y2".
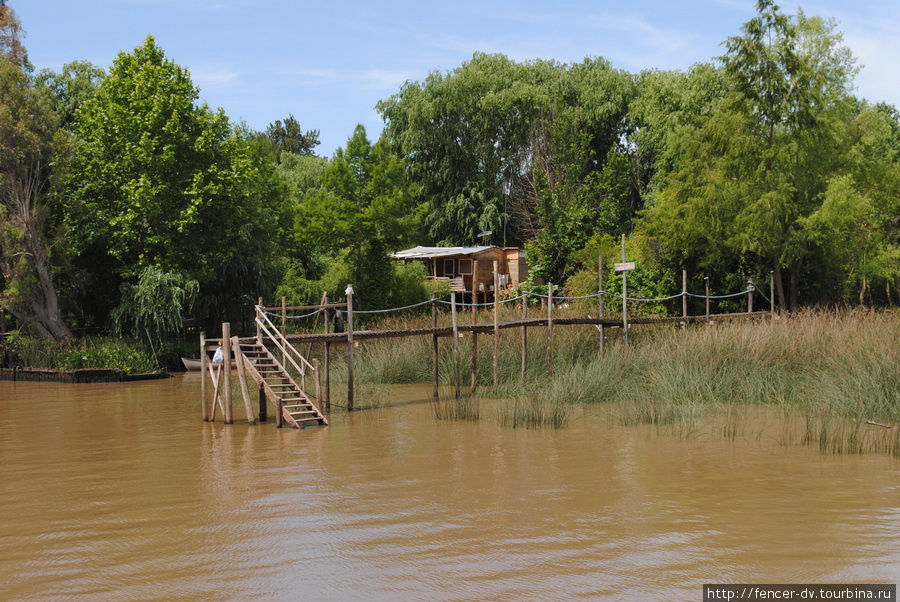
[{"x1": 261, "y1": 283, "x2": 758, "y2": 321}]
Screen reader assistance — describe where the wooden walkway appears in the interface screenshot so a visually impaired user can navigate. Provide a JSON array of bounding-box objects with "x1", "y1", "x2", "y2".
[{"x1": 201, "y1": 274, "x2": 773, "y2": 424}]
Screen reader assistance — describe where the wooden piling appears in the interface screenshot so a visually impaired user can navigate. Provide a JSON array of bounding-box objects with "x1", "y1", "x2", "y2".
[
  {"x1": 222, "y1": 323, "x2": 233, "y2": 424},
  {"x1": 493, "y1": 260, "x2": 500, "y2": 389},
  {"x1": 258, "y1": 382, "x2": 267, "y2": 422},
  {"x1": 232, "y1": 335, "x2": 256, "y2": 425},
  {"x1": 313, "y1": 358, "x2": 321, "y2": 405},
  {"x1": 520, "y1": 295, "x2": 528, "y2": 379},
  {"x1": 451, "y1": 292, "x2": 460, "y2": 398},
  {"x1": 431, "y1": 293, "x2": 439, "y2": 401},
  {"x1": 471, "y1": 259, "x2": 478, "y2": 393},
  {"x1": 323, "y1": 293, "x2": 331, "y2": 411},
  {"x1": 346, "y1": 286, "x2": 354, "y2": 412},
  {"x1": 547, "y1": 282, "x2": 553, "y2": 375},
  {"x1": 598, "y1": 256, "x2": 605, "y2": 352},
  {"x1": 200, "y1": 331, "x2": 208, "y2": 421}
]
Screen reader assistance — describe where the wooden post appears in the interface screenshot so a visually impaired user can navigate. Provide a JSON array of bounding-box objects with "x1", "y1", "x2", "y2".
[
  {"x1": 704, "y1": 277, "x2": 710, "y2": 319},
  {"x1": 323, "y1": 293, "x2": 331, "y2": 412},
  {"x1": 256, "y1": 297, "x2": 263, "y2": 342},
  {"x1": 281, "y1": 295, "x2": 287, "y2": 367},
  {"x1": 682, "y1": 268, "x2": 688, "y2": 329},
  {"x1": 276, "y1": 396, "x2": 283, "y2": 428},
  {"x1": 621, "y1": 234, "x2": 628, "y2": 346},
  {"x1": 258, "y1": 383, "x2": 267, "y2": 422},
  {"x1": 431, "y1": 293, "x2": 439, "y2": 401},
  {"x1": 200, "y1": 331, "x2": 208, "y2": 421},
  {"x1": 598, "y1": 256, "x2": 605, "y2": 352},
  {"x1": 451, "y1": 292, "x2": 460, "y2": 398},
  {"x1": 313, "y1": 358, "x2": 321, "y2": 405},
  {"x1": 493, "y1": 260, "x2": 500, "y2": 389},
  {"x1": 748, "y1": 280, "x2": 754, "y2": 313},
  {"x1": 471, "y1": 259, "x2": 478, "y2": 393},
  {"x1": 547, "y1": 282, "x2": 553, "y2": 375},
  {"x1": 770, "y1": 271, "x2": 775, "y2": 318},
  {"x1": 346, "y1": 285, "x2": 354, "y2": 412},
  {"x1": 222, "y1": 323, "x2": 233, "y2": 425},
  {"x1": 232, "y1": 335, "x2": 256, "y2": 425},
  {"x1": 208, "y1": 360, "x2": 224, "y2": 421},
  {"x1": 520, "y1": 295, "x2": 528, "y2": 379}
]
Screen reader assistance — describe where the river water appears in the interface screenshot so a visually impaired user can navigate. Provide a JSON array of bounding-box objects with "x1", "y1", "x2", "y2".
[{"x1": 0, "y1": 376, "x2": 897, "y2": 600}]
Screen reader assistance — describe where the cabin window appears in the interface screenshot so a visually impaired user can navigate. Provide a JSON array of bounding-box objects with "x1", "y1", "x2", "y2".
[
  {"x1": 458, "y1": 259, "x2": 473, "y2": 275},
  {"x1": 444, "y1": 259, "x2": 454, "y2": 277}
]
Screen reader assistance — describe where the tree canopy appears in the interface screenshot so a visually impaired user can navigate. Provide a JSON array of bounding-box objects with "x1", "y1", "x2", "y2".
[{"x1": 66, "y1": 37, "x2": 290, "y2": 326}]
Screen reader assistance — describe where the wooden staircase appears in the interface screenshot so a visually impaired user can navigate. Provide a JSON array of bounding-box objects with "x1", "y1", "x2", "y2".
[{"x1": 237, "y1": 341, "x2": 328, "y2": 429}]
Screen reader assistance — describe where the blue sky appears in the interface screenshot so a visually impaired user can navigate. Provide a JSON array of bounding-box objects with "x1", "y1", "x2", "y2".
[{"x1": 16, "y1": 0, "x2": 900, "y2": 156}]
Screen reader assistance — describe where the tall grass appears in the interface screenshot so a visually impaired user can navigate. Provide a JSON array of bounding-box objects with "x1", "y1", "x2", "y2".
[
  {"x1": 432, "y1": 396, "x2": 480, "y2": 421},
  {"x1": 302, "y1": 307, "x2": 899, "y2": 452},
  {"x1": 499, "y1": 396, "x2": 569, "y2": 429}
]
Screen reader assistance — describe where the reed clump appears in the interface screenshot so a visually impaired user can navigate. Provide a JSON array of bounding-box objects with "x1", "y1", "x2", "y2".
[
  {"x1": 432, "y1": 396, "x2": 480, "y2": 421},
  {"x1": 499, "y1": 396, "x2": 569, "y2": 429}
]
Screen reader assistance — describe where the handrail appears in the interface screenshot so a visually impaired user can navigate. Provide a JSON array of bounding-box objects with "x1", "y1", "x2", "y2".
[
  {"x1": 256, "y1": 317, "x2": 310, "y2": 379},
  {"x1": 255, "y1": 307, "x2": 316, "y2": 373}
]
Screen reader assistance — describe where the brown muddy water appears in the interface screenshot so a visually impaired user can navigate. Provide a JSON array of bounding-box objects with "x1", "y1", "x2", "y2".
[{"x1": 1, "y1": 376, "x2": 897, "y2": 600}]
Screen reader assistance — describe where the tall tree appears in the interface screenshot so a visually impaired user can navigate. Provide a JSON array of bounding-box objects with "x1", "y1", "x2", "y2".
[
  {"x1": 265, "y1": 114, "x2": 320, "y2": 161},
  {"x1": 66, "y1": 37, "x2": 290, "y2": 326},
  {"x1": 35, "y1": 60, "x2": 105, "y2": 129},
  {"x1": 378, "y1": 53, "x2": 559, "y2": 246},
  {"x1": 297, "y1": 125, "x2": 423, "y2": 305},
  {"x1": 0, "y1": 5, "x2": 72, "y2": 338},
  {"x1": 640, "y1": 3, "x2": 865, "y2": 309}
]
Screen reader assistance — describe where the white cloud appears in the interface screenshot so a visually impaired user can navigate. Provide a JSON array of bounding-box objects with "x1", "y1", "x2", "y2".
[{"x1": 192, "y1": 67, "x2": 240, "y2": 88}]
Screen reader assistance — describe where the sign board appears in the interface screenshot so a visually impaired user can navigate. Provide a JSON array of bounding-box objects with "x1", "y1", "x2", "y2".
[{"x1": 614, "y1": 261, "x2": 636, "y2": 272}]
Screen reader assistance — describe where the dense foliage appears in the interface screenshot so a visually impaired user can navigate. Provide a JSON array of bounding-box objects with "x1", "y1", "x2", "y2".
[{"x1": 0, "y1": 0, "x2": 896, "y2": 351}]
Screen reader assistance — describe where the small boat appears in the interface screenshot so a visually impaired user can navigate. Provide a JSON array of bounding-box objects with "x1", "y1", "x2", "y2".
[{"x1": 181, "y1": 357, "x2": 235, "y2": 371}]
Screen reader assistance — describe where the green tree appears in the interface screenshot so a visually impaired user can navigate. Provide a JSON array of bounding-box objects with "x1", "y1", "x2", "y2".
[
  {"x1": 379, "y1": 53, "x2": 637, "y2": 283},
  {"x1": 294, "y1": 125, "x2": 423, "y2": 306},
  {"x1": 639, "y1": 3, "x2": 870, "y2": 309},
  {"x1": 378, "y1": 53, "x2": 559, "y2": 245},
  {"x1": 66, "y1": 37, "x2": 290, "y2": 326},
  {"x1": 265, "y1": 114, "x2": 320, "y2": 161},
  {"x1": 34, "y1": 60, "x2": 105, "y2": 129},
  {"x1": 0, "y1": 5, "x2": 72, "y2": 338}
]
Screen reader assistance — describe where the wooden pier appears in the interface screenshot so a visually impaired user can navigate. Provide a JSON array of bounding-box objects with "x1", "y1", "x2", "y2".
[{"x1": 200, "y1": 260, "x2": 775, "y2": 428}]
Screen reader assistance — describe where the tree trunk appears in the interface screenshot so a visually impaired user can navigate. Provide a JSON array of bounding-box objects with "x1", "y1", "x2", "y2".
[
  {"x1": 0, "y1": 169, "x2": 72, "y2": 340},
  {"x1": 788, "y1": 260, "x2": 801, "y2": 312}
]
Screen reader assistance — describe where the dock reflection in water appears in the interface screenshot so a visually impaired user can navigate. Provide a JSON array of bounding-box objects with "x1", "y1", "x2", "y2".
[{"x1": 0, "y1": 376, "x2": 897, "y2": 599}]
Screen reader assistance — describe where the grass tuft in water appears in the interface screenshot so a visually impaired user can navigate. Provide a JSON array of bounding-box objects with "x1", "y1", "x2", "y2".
[
  {"x1": 432, "y1": 396, "x2": 480, "y2": 421},
  {"x1": 499, "y1": 396, "x2": 569, "y2": 429}
]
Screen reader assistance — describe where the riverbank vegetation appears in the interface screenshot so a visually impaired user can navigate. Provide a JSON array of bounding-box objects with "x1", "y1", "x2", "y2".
[
  {"x1": 1, "y1": 0, "x2": 897, "y2": 353},
  {"x1": 2, "y1": 334, "x2": 156, "y2": 374},
  {"x1": 319, "y1": 310, "x2": 898, "y2": 456}
]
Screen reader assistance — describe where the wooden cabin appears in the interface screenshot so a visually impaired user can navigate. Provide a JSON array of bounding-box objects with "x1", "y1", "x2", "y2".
[{"x1": 389, "y1": 246, "x2": 529, "y2": 300}]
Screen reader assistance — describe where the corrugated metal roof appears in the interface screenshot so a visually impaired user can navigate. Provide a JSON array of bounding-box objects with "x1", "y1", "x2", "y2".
[{"x1": 389, "y1": 246, "x2": 499, "y2": 259}]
